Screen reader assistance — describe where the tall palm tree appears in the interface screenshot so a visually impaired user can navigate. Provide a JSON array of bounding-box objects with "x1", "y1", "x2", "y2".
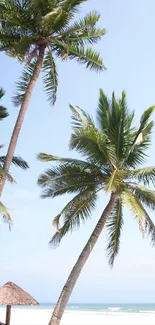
[
  {"x1": 0, "y1": 0, "x2": 105, "y2": 195},
  {"x1": 38, "y1": 90, "x2": 155, "y2": 325},
  {"x1": 0, "y1": 87, "x2": 28, "y2": 226}
]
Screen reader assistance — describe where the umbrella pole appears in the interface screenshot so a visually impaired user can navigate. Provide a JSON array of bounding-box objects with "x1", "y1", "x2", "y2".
[{"x1": 5, "y1": 305, "x2": 11, "y2": 325}]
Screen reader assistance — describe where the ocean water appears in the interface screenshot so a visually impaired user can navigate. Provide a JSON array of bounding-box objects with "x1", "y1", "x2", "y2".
[
  {"x1": 7, "y1": 303, "x2": 155, "y2": 314},
  {"x1": 1, "y1": 303, "x2": 155, "y2": 325}
]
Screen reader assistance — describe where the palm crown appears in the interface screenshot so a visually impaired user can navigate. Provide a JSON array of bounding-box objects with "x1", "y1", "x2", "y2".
[
  {"x1": 38, "y1": 90, "x2": 155, "y2": 266},
  {"x1": 0, "y1": 0, "x2": 105, "y2": 105}
]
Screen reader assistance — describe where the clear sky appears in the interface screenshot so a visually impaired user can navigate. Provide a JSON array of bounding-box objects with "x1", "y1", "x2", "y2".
[{"x1": 0, "y1": 0, "x2": 155, "y2": 304}]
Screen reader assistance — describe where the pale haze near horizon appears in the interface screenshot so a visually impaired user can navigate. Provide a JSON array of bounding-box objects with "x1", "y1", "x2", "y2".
[{"x1": 0, "y1": 0, "x2": 155, "y2": 304}]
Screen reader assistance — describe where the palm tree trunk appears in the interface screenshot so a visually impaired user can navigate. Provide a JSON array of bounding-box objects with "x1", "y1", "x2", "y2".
[
  {"x1": 0, "y1": 45, "x2": 46, "y2": 196},
  {"x1": 49, "y1": 193, "x2": 116, "y2": 325}
]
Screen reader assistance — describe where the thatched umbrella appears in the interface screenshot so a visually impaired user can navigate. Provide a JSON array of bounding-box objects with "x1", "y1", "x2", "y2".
[{"x1": 0, "y1": 281, "x2": 39, "y2": 325}]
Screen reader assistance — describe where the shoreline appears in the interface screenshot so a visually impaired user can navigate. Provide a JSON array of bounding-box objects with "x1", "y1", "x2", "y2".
[{"x1": 0, "y1": 307, "x2": 155, "y2": 325}]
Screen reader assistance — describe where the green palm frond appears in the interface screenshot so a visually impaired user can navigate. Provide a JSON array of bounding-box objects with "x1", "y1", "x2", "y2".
[
  {"x1": 122, "y1": 190, "x2": 155, "y2": 245},
  {"x1": 0, "y1": 167, "x2": 15, "y2": 184},
  {"x1": 41, "y1": 1, "x2": 73, "y2": 32},
  {"x1": 42, "y1": 7, "x2": 63, "y2": 32},
  {"x1": 70, "y1": 104, "x2": 89, "y2": 130},
  {"x1": 0, "y1": 201, "x2": 12, "y2": 229},
  {"x1": 121, "y1": 191, "x2": 145, "y2": 233},
  {"x1": 49, "y1": 188, "x2": 97, "y2": 247},
  {"x1": 0, "y1": 87, "x2": 9, "y2": 120},
  {"x1": 106, "y1": 198, "x2": 123, "y2": 266},
  {"x1": 96, "y1": 89, "x2": 111, "y2": 131},
  {"x1": 61, "y1": 0, "x2": 87, "y2": 13},
  {"x1": 130, "y1": 184, "x2": 155, "y2": 210},
  {"x1": 0, "y1": 87, "x2": 5, "y2": 99},
  {"x1": 143, "y1": 211, "x2": 155, "y2": 245},
  {"x1": 5, "y1": 35, "x2": 38, "y2": 62},
  {"x1": 61, "y1": 11, "x2": 101, "y2": 34},
  {"x1": 53, "y1": 41, "x2": 104, "y2": 71},
  {"x1": 111, "y1": 92, "x2": 133, "y2": 162},
  {"x1": 66, "y1": 45, "x2": 105, "y2": 71},
  {"x1": 138, "y1": 106, "x2": 155, "y2": 135},
  {"x1": 43, "y1": 51, "x2": 58, "y2": 105},
  {"x1": 69, "y1": 105, "x2": 109, "y2": 166},
  {"x1": 0, "y1": 106, "x2": 9, "y2": 120},
  {"x1": 12, "y1": 60, "x2": 36, "y2": 106},
  {"x1": 104, "y1": 170, "x2": 125, "y2": 192},
  {"x1": 125, "y1": 107, "x2": 154, "y2": 167},
  {"x1": 63, "y1": 28, "x2": 105, "y2": 46},
  {"x1": 96, "y1": 90, "x2": 136, "y2": 167},
  {"x1": 60, "y1": 12, "x2": 106, "y2": 46},
  {"x1": 104, "y1": 170, "x2": 117, "y2": 192},
  {"x1": 122, "y1": 191, "x2": 144, "y2": 218},
  {"x1": 131, "y1": 166, "x2": 155, "y2": 186},
  {"x1": 38, "y1": 159, "x2": 105, "y2": 197},
  {"x1": 0, "y1": 32, "x2": 20, "y2": 44},
  {"x1": 4, "y1": 0, "x2": 35, "y2": 24},
  {"x1": 37, "y1": 152, "x2": 103, "y2": 170},
  {"x1": 70, "y1": 125, "x2": 108, "y2": 166},
  {"x1": 0, "y1": 156, "x2": 29, "y2": 170},
  {"x1": 70, "y1": 104, "x2": 119, "y2": 168},
  {"x1": 37, "y1": 152, "x2": 60, "y2": 162}
]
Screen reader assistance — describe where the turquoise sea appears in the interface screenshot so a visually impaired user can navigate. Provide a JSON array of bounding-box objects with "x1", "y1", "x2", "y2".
[{"x1": 7, "y1": 303, "x2": 155, "y2": 314}]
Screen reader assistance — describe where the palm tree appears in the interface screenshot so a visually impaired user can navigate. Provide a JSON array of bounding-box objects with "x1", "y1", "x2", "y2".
[
  {"x1": 38, "y1": 90, "x2": 155, "y2": 325},
  {"x1": 0, "y1": 87, "x2": 28, "y2": 226},
  {"x1": 0, "y1": 0, "x2": 105, "y2": 195}
]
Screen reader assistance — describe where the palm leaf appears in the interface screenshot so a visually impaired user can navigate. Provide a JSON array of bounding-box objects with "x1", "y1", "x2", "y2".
[
  {"x1": 130, "y1": 166, "x2": 155, "y2": 186},
  {"x1": 49, "y1": 188, "x2": 98, "y2": 247},
  {"x1": 0, "y1": 167, "x2": 15, "y2": 183},
  {"x1": 106, "y1": 198, "x2": 123, "y2": 266},
  {"x1": 143, "y1": 210, "x2": 155, "y2": 245},
  {"x1": 131, "y1": 106, "x2": 155, "y2": 147},
  {"x1": 121, "y1": 190, "x2": 145, "y2": 233},
  {"x1": 38, "y1": 160, "x2": 105, "y2": 197},
  {"x1": 130, "y1": 184, "x2": 155, "y2": 210},
  {"x1": 0, "y1": 106, "x2": 9, "y2": 120},
  {"x1": 0, "y1": 87, "x2": 9, "y2": 120},
  {"x1": 69, "y1": 105, "x2": 109, "y2": 166},
  {"x1": 53, "y1": 41, "x2": 104, "y2": 71},
  {"x1": 0, "y1": 201, "x2": 12, "y2": 229},
  {"x1": 70, "y1": 104, "x2": 89, "y2": 130},
  {"x1": 43, "y1": 51, "x2": 58, "y2": 105},
  {"x1": 0, "y1": 156, "x2": 29, "y2": 170},
  {"x1": 42, "y1": 7, "x2": 63, "y2": 32},
  {"x1": 37, "y1": 152, "x2": 103, "y2": 170},
  {"x1": 60, "y1": 12, "x2": 106, "y2": 46},
  {"x1": 12, "y1": 60, "x2": 36, "y2": 106},
  {"x1": 0, "y1": 87, "x2": 5, "y2": 99},
  {"x1": 67, "y1": 45, "x2": 105, "y2": 71},
  {"x1": 61, "y1": 0, "x2": 87, "y2": 13},
  {"x1": 96, "y1": 89, "x2": 110, "y2": 131},
  {"x1": 125, "y1": 107, "x2": 154, "y2": 167},
  {"x1": 61, "y1": 11, "x2": 101, "y2": 34},
  {"x1": 122, "y1": 190, "x2": 155, "y2": 246},
  {"x1": 70, "y1": 128, "x2": 108, "y2": 166}
]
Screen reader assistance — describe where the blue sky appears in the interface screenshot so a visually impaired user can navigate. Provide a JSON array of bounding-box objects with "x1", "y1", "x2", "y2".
[{"x1": 0, "y1": 0, "x2": 155, "y2": 304}]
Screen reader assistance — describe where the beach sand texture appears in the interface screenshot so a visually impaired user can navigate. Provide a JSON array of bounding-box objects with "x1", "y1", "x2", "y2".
[{"x1": 0, "y1": 308, "x2": 155, "y2": 325}]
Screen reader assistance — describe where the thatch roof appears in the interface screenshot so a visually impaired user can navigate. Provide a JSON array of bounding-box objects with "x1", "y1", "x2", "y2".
[{"x1": 0, "y1": 282, "x2": 39, "y2": 305}]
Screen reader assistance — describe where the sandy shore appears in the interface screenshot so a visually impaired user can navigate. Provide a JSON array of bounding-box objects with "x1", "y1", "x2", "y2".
[{"x1": 0, "y1": 307, "x2": 155, "y2": 325}]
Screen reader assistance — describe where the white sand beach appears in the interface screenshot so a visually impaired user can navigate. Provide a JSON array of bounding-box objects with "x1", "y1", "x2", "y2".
[{"x1": 0, "y1": 308, "x2": 155, "y2": 325}]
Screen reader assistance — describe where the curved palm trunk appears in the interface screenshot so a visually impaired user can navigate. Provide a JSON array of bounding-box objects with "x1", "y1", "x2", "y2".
[
  {"x1": 0, "y1": 45, "x2": 46, "y2": 196},
  {"x1": 49, "y1": 193, "x2": 116, "y2": 325}
]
